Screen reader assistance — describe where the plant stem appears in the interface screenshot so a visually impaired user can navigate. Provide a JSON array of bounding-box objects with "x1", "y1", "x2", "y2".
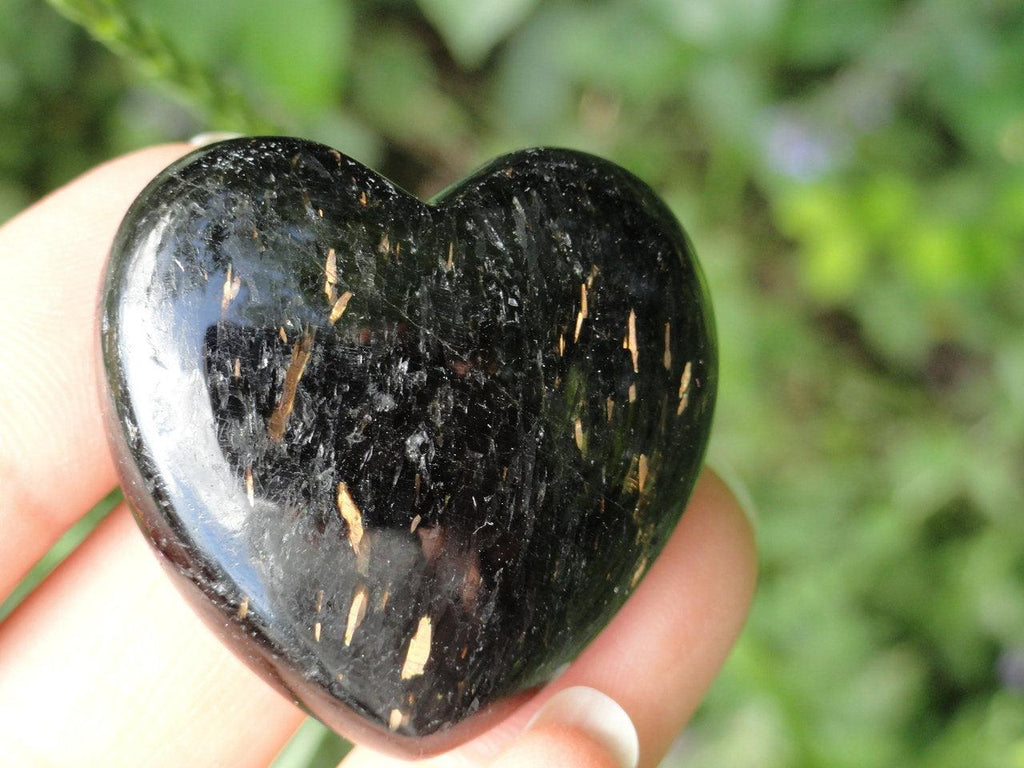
[{"x1": 45, "y1": 0, "x2": 275, "y2": 133}]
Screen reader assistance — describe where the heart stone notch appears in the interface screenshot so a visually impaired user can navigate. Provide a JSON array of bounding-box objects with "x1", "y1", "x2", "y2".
[{"x1": 100, "y1": 137, "x2": 716, "y2": 756}]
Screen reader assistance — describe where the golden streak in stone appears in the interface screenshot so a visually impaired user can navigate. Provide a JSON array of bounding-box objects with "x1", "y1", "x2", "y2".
[
  {"x1": 388, "y1": 709, "x2": 404, "y2": 731},
  {"x1": 329, "y1": 291, "x2": 353, "y2": 326},
  {"x1": 344, "y1": 585, "x2": 368, "y2": 646},
  {"x1": 624, "y1": 455, "x2": 640, "y2": 493},
  {"x1": 630, "y1": 555, "x2": 648, "y2": 588},
  {"x1": 244, "y1": 465, "x2": 255, "y2": 507},
  {"x1": 337, "y1": 481, "x2": 364, "y2": 554},
  {"x1": 268, "y1": 330, "x2": 315, "y2": 443},
  {"x1": 677, "y1": 361, "x2": 693, "y2": 416},
  {"x1": 627, "y1": 309, "x2": 639, "y2": 373},
  {"x1": 324, "y1": 247, "x2": 337, "y2": 303},
  {"x1": 401, "y1": 616, "x2": 433, "y2": 680},
  {"x1": 663, "y1": 323, "x2": 672, "y2": 370},
  {"x1": 638, "y1": 454, "x2": 649, "y2": 493},
  {"x1": 679, "y1": 361, "x2": 692, "y2": 395},
  {"x1": 574, "y1": 417, "x2": 585, "y2": 453},
  {"x1": 220, "y1": 264, "x2": 240, "y2": 312},
  {"x1": 574, "y1": 283, "x2": 588, "y2": 342}
]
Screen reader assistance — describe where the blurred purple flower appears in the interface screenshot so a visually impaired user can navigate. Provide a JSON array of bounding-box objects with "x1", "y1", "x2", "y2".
[
  {"x1": 997, "y1": 649, "x2": 1024, "y2": 692},
  {"x1": 761, "y1": 111, "x2": 846, "y2": 181}
]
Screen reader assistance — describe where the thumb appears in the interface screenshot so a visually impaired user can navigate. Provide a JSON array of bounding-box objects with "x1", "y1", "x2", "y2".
[{"x1": 491, "y1": 687, "x2": 640, "y2": 768}]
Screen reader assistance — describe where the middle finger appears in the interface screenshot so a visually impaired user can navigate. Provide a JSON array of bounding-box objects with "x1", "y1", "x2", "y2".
[{"x1": 0, "y1": 506, "x2": 305, "y2": 768}]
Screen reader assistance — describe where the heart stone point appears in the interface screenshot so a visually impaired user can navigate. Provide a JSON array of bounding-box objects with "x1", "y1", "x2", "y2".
[{"x1": 100, "y1": 137, "x2": 716, "y2": 756}]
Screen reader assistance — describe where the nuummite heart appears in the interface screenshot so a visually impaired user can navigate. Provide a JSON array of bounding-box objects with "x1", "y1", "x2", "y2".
[{"x1": 99, "y1": 137, "x2": 716, "y2": 756}]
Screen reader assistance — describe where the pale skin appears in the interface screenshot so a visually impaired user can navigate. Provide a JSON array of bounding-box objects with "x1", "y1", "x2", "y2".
[{"x1": 0, "y1": 145, "x2": 758, "y2": 768}]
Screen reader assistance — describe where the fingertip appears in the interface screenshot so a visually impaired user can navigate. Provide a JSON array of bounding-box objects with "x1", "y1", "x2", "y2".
[
  {"x1": 691, "y1": 468, "x2": 759, "y2": 611},
  {"x1": 540, "y1": 469, "x2": 757, "y2": 766},
  {"x1": 493, "y1": 687, "x2": 638, "y2": 768},
  {"x1": 4, "y1": 142, "x2": 193, "y2": 229},
  {"x1": 492, "y1": 725, "x2": 623, "y2": 768},
  {"x1": 73, "y1": 142, "x2": 195, "y2": 204},
  {"x1": 0, "y1": 141, "x2": 195, "y2": 596}
]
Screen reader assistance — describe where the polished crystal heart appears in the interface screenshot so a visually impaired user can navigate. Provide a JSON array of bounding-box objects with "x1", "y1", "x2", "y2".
[{"x1": 100, "y1": 137, "x2": 716, "y2": 756}]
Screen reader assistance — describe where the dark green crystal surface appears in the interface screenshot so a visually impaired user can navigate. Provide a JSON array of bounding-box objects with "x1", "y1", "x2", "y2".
[{"x1": 100, "y1": 137, "x2": 716, "y2": 756}]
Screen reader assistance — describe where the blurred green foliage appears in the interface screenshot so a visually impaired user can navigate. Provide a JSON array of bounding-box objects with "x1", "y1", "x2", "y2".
[{"x1": 2, "y1": 0, "x2": 1022, "y2": 765}]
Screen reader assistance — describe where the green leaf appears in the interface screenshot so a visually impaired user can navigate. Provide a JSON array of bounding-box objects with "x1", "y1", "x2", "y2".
[
  {"x1": 416, "y1": 0, "x2": 538, "y2": 68},
  {"x1": 270, "y1": 718, "x2": 351, "y2": 768},
  {"x1": 232, "y1": 0, "x2": 352, "y2": 117},
  {"x1": 141, "y1": 0, "x2": 351, "y2": 119},
  {"x1": 349, "y1": 26, "x2": 470, "y2": 162},
  {"x1": 776, "y1": 184, "x2": 870, "y2": 301},
  {"x1": 780, "y1": 0, "x2": 895, "y2": 67},
  {"x1": 0, "y1": 489, "x2": 122, "y2": 624},
  {"x1": 904, "y1": 221, "x2": 965, "y2": 293},
  {"x1": 44, "y1": 0, "x2": 269, "y2": 131},
  {"x1": 561, "y1": 4, "x2": 695, "y2": 103},
  {"x1": 494, "y1": 4, "x2": 575, "y2": 132},
  {"x1": 800, "y1": 228, "x2": 869, "y2": 302}
]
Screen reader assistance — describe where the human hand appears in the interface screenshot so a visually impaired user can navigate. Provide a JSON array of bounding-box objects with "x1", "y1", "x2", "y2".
[{"x1": 0, "y1": 144, "x2": 756, "y2": 768}]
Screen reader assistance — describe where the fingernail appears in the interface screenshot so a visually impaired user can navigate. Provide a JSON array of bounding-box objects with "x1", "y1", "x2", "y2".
[
  {"x1": 706, "y1": 459, "x2": 758, "y2": 528},
  {"x1": 188, "y1": 131, "x2": 245, "y2": 147},
  {"x1": 526, "y1": 687, "x2": 639, "y2": 768}
]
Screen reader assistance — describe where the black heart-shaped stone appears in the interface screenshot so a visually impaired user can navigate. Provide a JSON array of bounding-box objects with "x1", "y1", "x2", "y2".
[{"x1": 100, "y1": 137, "x2": 716, "y2": 756}]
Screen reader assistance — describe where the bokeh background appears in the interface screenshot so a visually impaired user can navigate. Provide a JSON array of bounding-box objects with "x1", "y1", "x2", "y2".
[{"x1": 2, "y1": 1, "x2": 1023, "y2": 766}]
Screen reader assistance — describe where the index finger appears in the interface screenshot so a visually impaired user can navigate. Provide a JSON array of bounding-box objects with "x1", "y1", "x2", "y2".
[{"x1": 0, "y1": 144, "x2": 190, "y2": 598}]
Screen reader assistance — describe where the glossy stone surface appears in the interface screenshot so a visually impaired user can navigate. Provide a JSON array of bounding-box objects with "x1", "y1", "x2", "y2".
[{"x1": 100, "y1": 137, "x2": 716, "y2": 756}]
